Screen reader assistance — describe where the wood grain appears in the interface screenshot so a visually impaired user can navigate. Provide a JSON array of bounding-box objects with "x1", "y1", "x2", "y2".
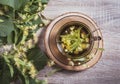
[{"x1": 38, "y1": 0, "x2": 120, "y2": 84}]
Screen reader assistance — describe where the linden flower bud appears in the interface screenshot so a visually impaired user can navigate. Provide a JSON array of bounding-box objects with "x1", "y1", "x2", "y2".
[
  {"x1": 34, "y1": 15, "x2": 39, "y2": 20},
  {"x1": 39, "y1": 23, "x2": 43, "y2": 27},
  {"x1": 38, "y1": 2, "x2": 42, "y2": 7},
  {"x1": 17, "y1": 52, "x2": 21, "y2": 57},
  {"x1": 22, "y1": 68, "x2": 26, "y2": 73},
  {"x1": 22, "y1": 47, "x2": 27, "y2": 52},
  {"x1": 23, "y1": 30, "x2": 28, "y2": 36},
  {"x1": 47, "y1": 60, "x2": 55, "y2": 67},
  {"x1": 70, "y1": 26, "x2": 75, "y2": 31},
  {"x1": 29, "y1": 66, "x2": 37, "y2": 78},
  {"x1": 20, "y1": 25, "x2": 24, "y2": 28},
  {"x1": 28, "y1": 62, "x2": 32, "y2": 67},
  {"x1": 42, "y1": 19, "x2": 50, "y2": 26},
  {"x1": 18, "y1": 46, "x2": 22, "y2": 51},
  {"x1": 31, "y1": 25, "x2": 37, "y2": 30},
  {"x1": 37, "y1": 7, "x2": 42, "y2": 11},
  {"x1": 33, "y1": 33, "x2": 38, "y2": 43},
  {"x1": 27, "y1": 39, "x2": 33, "y2": 49},
  {"x1": 61, "y1": 43, "x2": 65, "y2": 48},
  {"x1": 34, "y1": 37, "x2": 38, "y2": 43},
  {"x1": 20, "y1": 41, "x2": 25, "y2": 45},
  {"x1": 15, "y1": 62, "x2": 20, "y2": 68},
  {"x1": 65, "y1": 49, "x2": 68, "y2": 52},
  {"x1": 67, "y1": 58, "x2": 71, "y2": 61},
  {"x1": 24, "y1": 26, "x2": 29, "y2": 30},
  {"x1": 19, "y1": 13, "x2": 26, "y2": 20},
  {"x1": 68, "y1": 61, "x2": 74, "y2": 66},
  {"x1": 14, "y1": 58, "x2": 20, "y2": 68},
  {"x1": 3, "y1": 51, "x2": 8, "y2": 55},
  {"x1": 31, "y1": 73, "x2": 36, "y2": 78},
  {"x1": 78, "y1": 62, "x2": 81, "y2": 65},
  {"x1": 65, "y1": 30, "x2": 68, "y2": 33},
  {"x1": 24, "y1": 59, "x2": 27, "y2": 62},
  {"x1": 74, "y1": 50, "x2": 79, "y2": 54},
  {"x1": 43, "y1": 4, "x2": 47, "y2": 8},
  {"x1": 85, "y1": 38, "x2": 89, "y2": 42}
]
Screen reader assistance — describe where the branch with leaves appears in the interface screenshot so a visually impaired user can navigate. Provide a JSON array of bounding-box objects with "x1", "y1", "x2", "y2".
[{"x1": 0, "y1": 0, "x2": 49, "y2": 84}]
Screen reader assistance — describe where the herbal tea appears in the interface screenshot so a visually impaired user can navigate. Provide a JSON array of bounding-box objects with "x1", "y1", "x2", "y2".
[{"x1": 58, "y1": 23, "x2": 93, "y2": 65}]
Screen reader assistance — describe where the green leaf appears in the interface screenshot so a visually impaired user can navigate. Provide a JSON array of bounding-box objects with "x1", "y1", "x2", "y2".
[
  {"x1": 41, "y1": 0, "x2": 49, "y2": 4},
  {"x1": 7, "y1": 63, "x2": 14, "y2": 77},
  {"x1": 3, "y1": 56, "x2": 14, "y2": 77},
  {"x1": 0, "y1": 67, "x2": 11, "y2": 84},
  {"x1": 33, "y1": 16, "x2": 43, "y2": 25},
  {"x1": 0, "y1": 0, "x2": 14, "y2": 9},
  {"x1": 7, "y1": 31, "x2": 14, "y2": 44},
  {"x1": 0, "y1": 17, "x2": 14, "y2": 37},
  {"x1": 20, "y1": 74, "x2": 30, "y2": 84},
  {"x1": 7, "y1": 30, "x2": 18, "y2": 44},
  {"x1": 0, "y1": 0, "x2": 29, "y2": 10},
  {"x1": 3, "y1": 55, "x2": 10, "y2": 63},
  {"x1": 14, "y1": 0, "x2": 29, "y2": 10},
  {"x1": 26, "y1": 46, "x2": 48, "y2": 70},
  {"x1": 24, "y1": 76, "x2": 29, "y2": 84},
  {"x1": 38, "y1": 79, "x2": 48, "y2": 84}
]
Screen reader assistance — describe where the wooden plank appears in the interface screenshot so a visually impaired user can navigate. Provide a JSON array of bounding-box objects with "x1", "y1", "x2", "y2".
[{"x1": 38, "y1": 0, "x2": 120, "y2": 84}]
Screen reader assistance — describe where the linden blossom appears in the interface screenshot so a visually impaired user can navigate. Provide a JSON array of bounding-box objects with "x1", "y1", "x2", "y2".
[
  {"x1": 60, "y1": 25, "x2": 90, "y2": 55},
  {"x1": 0, "y1": 0, "x2": 49, "y2": 83}
]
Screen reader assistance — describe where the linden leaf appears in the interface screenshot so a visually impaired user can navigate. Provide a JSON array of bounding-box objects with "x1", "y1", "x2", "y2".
[{"x1": 0, "y1": 17, "x2": 14, "y2": 37}]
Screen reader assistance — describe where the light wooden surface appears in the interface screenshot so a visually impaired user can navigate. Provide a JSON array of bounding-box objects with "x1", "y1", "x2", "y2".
[{"x1": 38, "y1": 0, "x2": 120, "y2": 84}]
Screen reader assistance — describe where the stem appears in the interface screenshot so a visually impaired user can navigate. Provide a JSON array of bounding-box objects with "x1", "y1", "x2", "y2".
[{"x1": 45, "y1": 68, "x2": 63, "y2": 77}]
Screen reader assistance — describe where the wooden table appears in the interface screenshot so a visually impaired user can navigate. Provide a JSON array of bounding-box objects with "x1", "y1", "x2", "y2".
[{"x1": 38, "y1": 0, "x2": 120, "y2": 84}]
